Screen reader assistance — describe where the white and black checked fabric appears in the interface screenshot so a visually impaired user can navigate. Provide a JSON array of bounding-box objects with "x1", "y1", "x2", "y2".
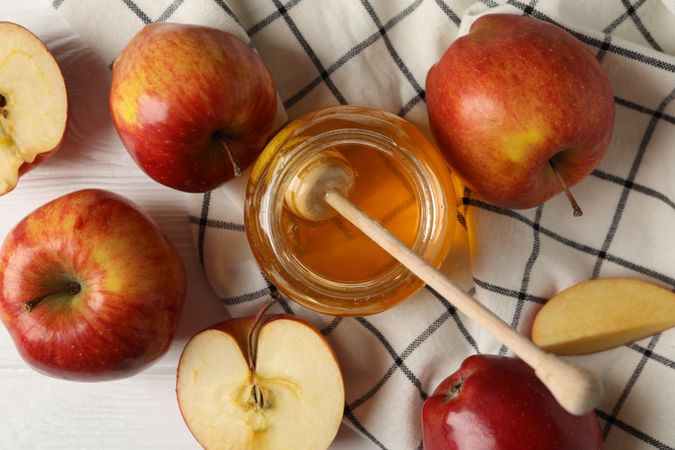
[{"x1": 54, "y1": 0, "x2": 675, "y2": 448}]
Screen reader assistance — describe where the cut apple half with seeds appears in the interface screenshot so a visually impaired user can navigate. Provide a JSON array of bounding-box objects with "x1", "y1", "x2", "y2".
[
  {"x1": 532, "y1": 278, "x2": 675, "y2": 355},
  {"x1": 177, "y1": 315, "x2": 345, "y2": 450},
  {"x1": 0, "y1": 22, "x2": 68, "y2": 195}
]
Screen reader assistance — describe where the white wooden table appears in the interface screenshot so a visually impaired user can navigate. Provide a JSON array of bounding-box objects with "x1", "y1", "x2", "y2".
[{"x1": 0, "y1": 1, "x2": 372, "y2": 448}]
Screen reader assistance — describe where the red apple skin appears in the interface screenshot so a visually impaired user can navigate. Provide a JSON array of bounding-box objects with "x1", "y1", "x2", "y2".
[
  {"x1": 110, "y1": 23, "x2": 277, "y2": 193},
  {"x1": 426, "y1": 14, "x2": 615, "y2": 209},
  {"x1": 0, "y1": 22, "x2": 68, "y2": 195},
  {"x1": 422, "y1": 355, "x2": 603, "y2": 450},
  {"x1": 0, "y1": 189, "x2": 186, "y2": 381}
]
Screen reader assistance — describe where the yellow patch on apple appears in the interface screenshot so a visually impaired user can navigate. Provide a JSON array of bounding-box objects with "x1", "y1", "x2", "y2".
[
  {"x1": 532, "y1": 278, "x2": 675, "y2": 355},
  {"x1": 113, "y1": 76, "x2": 145, "y2": 126},
  {"x1": 500, "y1": 128, "x2": 545, "y2": 163}
]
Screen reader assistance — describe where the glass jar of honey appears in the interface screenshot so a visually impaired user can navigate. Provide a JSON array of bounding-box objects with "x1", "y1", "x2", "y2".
[{"x1": 245, "y1": 105, "x2": 456, "y2": 316}]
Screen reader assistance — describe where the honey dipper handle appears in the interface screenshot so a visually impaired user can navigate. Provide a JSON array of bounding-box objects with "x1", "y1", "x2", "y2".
[{"x1": 324, "y1": 190, "x2": 603, "y2": 416}]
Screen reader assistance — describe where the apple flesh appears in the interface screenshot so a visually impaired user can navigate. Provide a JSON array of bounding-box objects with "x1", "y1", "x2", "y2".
[
  {"x1": 422, "y1": 355, "x2": 603, "y2": 450},
  {"x1": 426, "y1": 14, "x2": 615, "y2": 209},
  {"x1": 533, "y1": 278, "x2": 675, "y2": 355},
  {"x1": 110, "y1": 23, "x2": 277, "y2": 193},
  {"x1": 0, "y1": 189, "x2": 186, "y2": 380},
  {"x1": 0, "y1": 22, "x2": 68, "y2": 195},
  {"x1": 177, "y1": 315, "x2": 344, "y2": 450}
]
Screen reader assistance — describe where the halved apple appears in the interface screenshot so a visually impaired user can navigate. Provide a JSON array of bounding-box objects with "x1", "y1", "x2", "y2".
[
  {"x1": 177, "y1": 315, "x2": 345, "y2": 450},
  {"x1": 532, "y1": 278, "x2": 675, "y2": 355},
  {"x1": 0, "y1": 22, "x2": 68, "y2": 195}
]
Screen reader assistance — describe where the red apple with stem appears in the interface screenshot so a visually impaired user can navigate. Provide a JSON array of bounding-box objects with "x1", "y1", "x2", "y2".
[
  {"x1": 0, "y1": 22, "x2": 68, "y2": 196},
  {"x1": 426, "y1": 14, "x2": 615, "y2": 213},
  {"x1": 422, "y1": 355, "x2": 603, "y2": 450},
  {"x1": 0, "y1": 189, "x2": 186, "y2": 381},
  {"x1": 110, "y1": 23, "x2": 277, "y2": 193}
]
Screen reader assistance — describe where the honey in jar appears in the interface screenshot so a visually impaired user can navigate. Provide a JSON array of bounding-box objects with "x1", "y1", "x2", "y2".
[{"x1": 245, "y1": 105, "x2": 456, "y2": 316}]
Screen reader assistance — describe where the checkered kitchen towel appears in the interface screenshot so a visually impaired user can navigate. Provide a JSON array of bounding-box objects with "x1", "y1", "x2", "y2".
[{"x1": 54, "y1": 0, "x2": 675, "y2": 448}]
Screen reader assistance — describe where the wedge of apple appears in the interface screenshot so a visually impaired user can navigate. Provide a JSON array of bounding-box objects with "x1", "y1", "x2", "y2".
[
  {"x1": 177, "y1": 315, "x2": 344, "y2": 450},
  {"x1": 532, "y1": 278, "x2": 675, "y2": 355},
  {"x1": 0, "y1": 22, "x2": 68, "y2": 195}
]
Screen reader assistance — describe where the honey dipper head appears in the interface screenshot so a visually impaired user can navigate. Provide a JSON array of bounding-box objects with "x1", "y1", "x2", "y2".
[{"x1": 284, "y1": 150, "x2": 355, "y2": 221}]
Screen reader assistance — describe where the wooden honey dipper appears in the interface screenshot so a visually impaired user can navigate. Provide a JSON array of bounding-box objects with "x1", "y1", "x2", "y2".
[{"x1": 284, "y1": 150, "x2": 603, "y2": 416}]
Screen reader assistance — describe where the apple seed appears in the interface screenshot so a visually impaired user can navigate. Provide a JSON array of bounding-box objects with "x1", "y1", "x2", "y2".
[
  {"x1": 0, "y1": 94, "x2": 6, "y2": 119},
  {"x1": 248, "y1": 382, "x2": 270, "y2": 410},
  {"x1": 0, "y1": 94, "x2": 6, "y2": 123}
]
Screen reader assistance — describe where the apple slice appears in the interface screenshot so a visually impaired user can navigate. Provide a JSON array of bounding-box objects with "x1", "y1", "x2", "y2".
[
  {"x1": 177, "y1": 315, "x2": 344, "y2": 450},
  {"x1": 532, "y1": 278, "x2": 675, "y2": 355},
  {"x1": 0, "y1": 22, "x2": 68, "y2": 195}
]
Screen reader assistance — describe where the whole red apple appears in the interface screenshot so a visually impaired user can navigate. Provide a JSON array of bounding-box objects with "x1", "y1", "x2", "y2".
[
  {"x1": 422, "y1": 355, "x2": 603, "y2": 450},
  {"x1": 0, "y1": 189, "x2": 186, "y2": 381},
  {"x1": 110, "y1": 23, "x2": 277, "y2": 192},
  {"x1": 0, "y1": 22, "x2": 68, "y2": 196},
  {"x1": 426, "y1": 14, "x2": 615, "y2": 210}
]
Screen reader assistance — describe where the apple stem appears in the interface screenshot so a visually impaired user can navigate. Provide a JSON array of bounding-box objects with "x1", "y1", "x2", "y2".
[
  {"x1": 246, "y1": 299, "x2": 277, "y2": 410},
  {"x1": 549, "y1": 160, "x2": 583, "y2": 217},
  {"x1": 246, "y1": 298, "x2": 277, "y2": 372},
  {"x1": 22, "y1": 282, "x2": 81, "y2": 313},
  {"x1": 218, "y1": 137, "x2": 243, "y2": 177}
]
